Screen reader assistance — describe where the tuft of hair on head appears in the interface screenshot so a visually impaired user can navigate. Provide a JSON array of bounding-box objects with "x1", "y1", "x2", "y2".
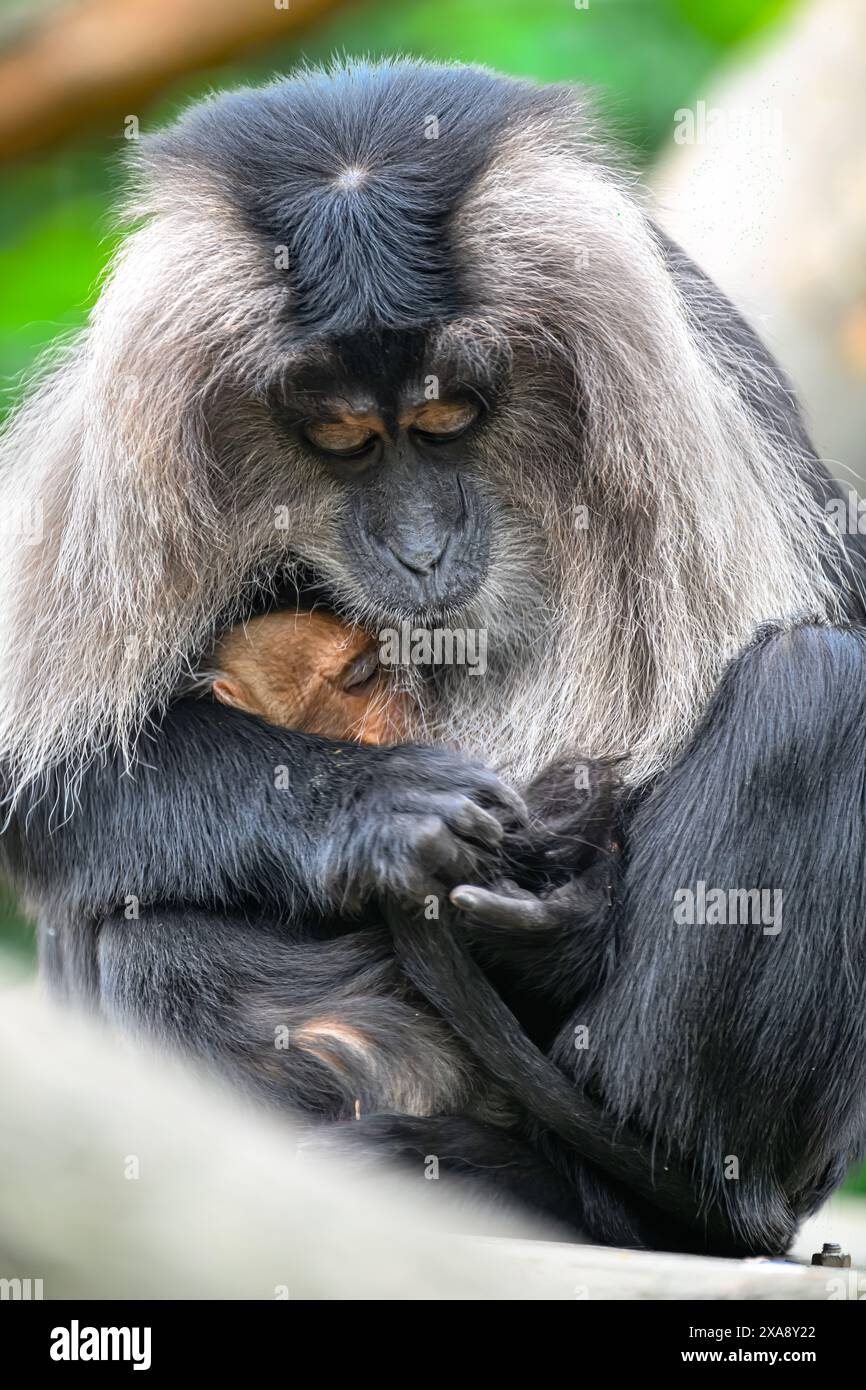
[{"x1": 333, "y1": 165, "x2": 369, "y2": 191}]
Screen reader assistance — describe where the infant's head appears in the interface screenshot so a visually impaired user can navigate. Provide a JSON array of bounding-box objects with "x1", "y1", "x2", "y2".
[{"x1": 210, "y1": 609, "x2": 407, "y2": 746}]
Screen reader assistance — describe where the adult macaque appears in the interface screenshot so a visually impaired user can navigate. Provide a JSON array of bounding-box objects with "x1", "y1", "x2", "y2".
[{"x1": 2, "y1": 61, "x2": 866, "y2": 1256}]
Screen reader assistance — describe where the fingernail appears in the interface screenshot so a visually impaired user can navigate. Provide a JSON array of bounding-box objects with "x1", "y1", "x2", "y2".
[{"x1": 450, "y1": 888, "x2": 477, "y2": 908}]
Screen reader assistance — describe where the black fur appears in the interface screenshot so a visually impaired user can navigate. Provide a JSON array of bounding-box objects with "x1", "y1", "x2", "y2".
[
  {"x1": 10, "y1": 627, "x2": 866, "y2": 1254},
  {"x1": 303, "y1": 625, "x2": 866, "y2": 1255}
]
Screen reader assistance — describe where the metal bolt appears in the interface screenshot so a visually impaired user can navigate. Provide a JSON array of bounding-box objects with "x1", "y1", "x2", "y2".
[{"x1": 811, "y1": 1242, "x2": 851, "y2": 1268}]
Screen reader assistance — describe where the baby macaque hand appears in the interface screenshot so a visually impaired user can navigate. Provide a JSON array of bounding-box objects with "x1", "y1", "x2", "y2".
[
  {"x1": 450, "y1": 862, "x2": 613, "y2": 932},
  {"x1": 448, "y1": 753, "x2": 621, "y2": 931}
]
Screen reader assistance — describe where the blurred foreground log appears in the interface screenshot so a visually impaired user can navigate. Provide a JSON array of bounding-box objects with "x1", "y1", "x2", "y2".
[{"x1": 0, "y1": 976, "x2": 863, "y2": 1299}]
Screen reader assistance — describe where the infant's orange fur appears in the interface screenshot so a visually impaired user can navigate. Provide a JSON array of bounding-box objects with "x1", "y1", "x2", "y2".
[{"x1": 211, "y1": 609, "x2": 407, "y2": 745}]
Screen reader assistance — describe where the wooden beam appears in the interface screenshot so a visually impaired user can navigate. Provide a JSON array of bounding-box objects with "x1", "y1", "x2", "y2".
[{"x1": 0, "y1": 0, "x2": 346, "y2": 163}]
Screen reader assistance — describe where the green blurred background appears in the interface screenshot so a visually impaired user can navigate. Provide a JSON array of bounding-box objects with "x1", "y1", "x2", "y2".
[{"x1": 1, "y1": 0, "x2": 863, "y2": 1195}]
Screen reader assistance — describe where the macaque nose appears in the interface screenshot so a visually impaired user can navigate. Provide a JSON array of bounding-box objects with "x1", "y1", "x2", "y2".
[{"x1": 387, "y1": 536, "x2": 448, "y2": 575}]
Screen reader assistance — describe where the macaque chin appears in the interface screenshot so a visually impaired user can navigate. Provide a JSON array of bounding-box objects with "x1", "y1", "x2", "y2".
[{"x1": 211, "y1": 610, "x2": 409, "y2": 746}]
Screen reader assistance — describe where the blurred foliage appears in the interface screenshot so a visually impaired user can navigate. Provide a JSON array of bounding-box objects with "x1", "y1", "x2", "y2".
[
  {"x1": 6, "y1": 0, "x2": 862, "y2": 1206},
  {"x1": 0, "y1": 886, "x2": 33, "y2": 959}
]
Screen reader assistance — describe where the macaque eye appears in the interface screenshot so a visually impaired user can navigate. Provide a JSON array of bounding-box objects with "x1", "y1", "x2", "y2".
[
  {"x1": 303, "y1": 420, "x2": 378, "y2": 458},
  {"x1": 341, "y1": 648, "x2": 380, "y2": 695},
  {"x1": 410, "y1": 399, "x2": 480, "y2": 444}
]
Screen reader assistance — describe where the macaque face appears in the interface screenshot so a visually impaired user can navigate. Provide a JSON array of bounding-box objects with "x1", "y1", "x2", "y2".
[
  {"x1": 211, "y1": 610, "x2": 408, "y2": 746},
  {"x1": 268, "y1": 340, "x2": 497, "y2": 626}
]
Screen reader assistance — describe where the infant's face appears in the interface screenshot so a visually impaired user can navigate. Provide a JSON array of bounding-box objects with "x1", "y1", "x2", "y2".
[{"x1": 212, "y1": 610, "x2": 407, "y2": 745}]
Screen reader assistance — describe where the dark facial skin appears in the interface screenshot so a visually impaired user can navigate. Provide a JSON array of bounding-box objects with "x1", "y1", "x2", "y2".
[
  {"x1": 325, "y1": 393, "x2": 491, "y2": 615},
  {"x1": 278, "y1": 344, "x2": 494, "y2": 619}
]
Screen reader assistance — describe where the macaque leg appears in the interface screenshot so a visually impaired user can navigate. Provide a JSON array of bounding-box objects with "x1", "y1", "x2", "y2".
[{"x1": 97, "y1": 906, "x2": 492, "y2": 1122}]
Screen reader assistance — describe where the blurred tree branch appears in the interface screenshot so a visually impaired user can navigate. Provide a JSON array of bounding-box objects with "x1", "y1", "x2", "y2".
[{"x1": 0, "y1": 0, "x2": 346, "y2": 163}]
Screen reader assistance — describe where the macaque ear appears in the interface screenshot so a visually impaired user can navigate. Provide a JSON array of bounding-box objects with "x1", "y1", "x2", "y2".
[{"x1": 212, "y1": 676, "x2": 253, "y2": 713}]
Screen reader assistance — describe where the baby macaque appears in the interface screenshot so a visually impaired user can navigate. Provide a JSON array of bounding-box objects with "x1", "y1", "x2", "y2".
[
  {"x1": 211, "y1": 609, "x2": 408, "y2": 745},
  {"x1": 209, "y1": 608, "x2": 617, "y2": 884}
]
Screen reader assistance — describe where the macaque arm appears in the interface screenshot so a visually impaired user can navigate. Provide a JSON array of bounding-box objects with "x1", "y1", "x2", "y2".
[
  {"x1": 2, "y1": 701, "x2": 337, "y2": 915},
  {"x1": 1, "y1": 698, "x2": 522, "y2": 918}
]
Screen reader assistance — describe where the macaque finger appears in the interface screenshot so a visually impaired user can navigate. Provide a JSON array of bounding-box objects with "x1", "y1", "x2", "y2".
[
  {"x1": 449, "y1": 883, "x2": 559, "y2": 929},
  {"x1": 439, "y1": 795, "x2": 505, "y2": 849},
  {"x1": 412, "y1": 817, "x2": 481, "y2": 886}
]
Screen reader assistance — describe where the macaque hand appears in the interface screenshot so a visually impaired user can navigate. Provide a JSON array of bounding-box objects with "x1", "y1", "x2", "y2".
[
  {"x1": 450, "y1": 864, "x2": 612, "y2": 933},
  {"x1": 322, "y1": 744, "x2": 528, "y2": 911}
]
